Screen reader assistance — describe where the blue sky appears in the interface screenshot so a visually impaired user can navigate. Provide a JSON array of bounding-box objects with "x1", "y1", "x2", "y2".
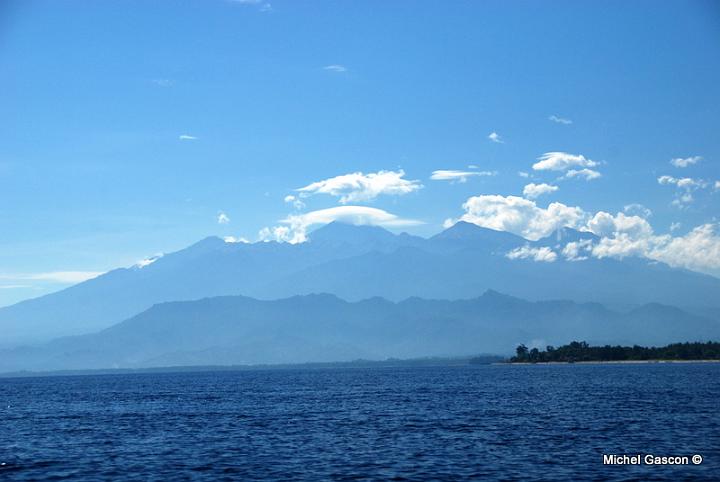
[{"x1": 1, "y1": 0, "x2": 719, "y2": 306}]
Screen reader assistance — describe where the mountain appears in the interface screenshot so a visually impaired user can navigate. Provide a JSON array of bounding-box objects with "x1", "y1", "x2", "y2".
[
  {"x1": 1, "y1": 222, "x2": 719, "y2": 346},
  {"x1": 309, "y1": 221, "x2": 425, "y2": 251},
  {"x1": 255, "y1": 236, "x2": 720, "y2": 311},
  {"x1": 533, "y1": 227, "x2": 600, "y2": 246},
  {"x1": 0, "y1": 232, "x2": 357, "y2": 345},
  {"x1": 428, "y1": 221, "x2": 525, "y2": 253},
  {"x1": 1, "y1": 291, "x2": 717, "y2": 373}
]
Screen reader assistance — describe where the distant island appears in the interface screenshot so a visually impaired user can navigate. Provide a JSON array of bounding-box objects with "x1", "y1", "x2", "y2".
[{"x1": 508, "y1": 341, "x2": 720, "y2": 363}]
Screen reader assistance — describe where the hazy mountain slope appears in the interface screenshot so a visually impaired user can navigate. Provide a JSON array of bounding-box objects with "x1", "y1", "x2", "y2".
[
  {"x1": 0, "y1": 224, "x2": 419, "y2": 346},
  {"x1": 257, "y1": 237, "x2": 720, "y2": 309},
  {"x1": 1, "y1": 221, "x2": 719, "y2": 347},
  {"x1": 1, "y1": 291, "x2": 717, "y2": 373}
]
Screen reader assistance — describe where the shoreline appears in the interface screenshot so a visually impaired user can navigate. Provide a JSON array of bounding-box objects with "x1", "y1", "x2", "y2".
[
  {"x1": 0, "y1": 356, "x2": 504, "y2": 379},
  {"x1": 504, "y1": 359, "x2": 720, "y2": 365},
  {"x1": 3, "y1": 358, "x2": 719, "y2": 378}
]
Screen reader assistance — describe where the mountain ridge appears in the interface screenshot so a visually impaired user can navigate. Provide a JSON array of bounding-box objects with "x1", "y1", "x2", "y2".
[
  {"x1": 1, "y1": 290, "x2": 717, "y2": 373},
  {"x1": 1, "y1": 222, "x2": 718, "y2": 347}
]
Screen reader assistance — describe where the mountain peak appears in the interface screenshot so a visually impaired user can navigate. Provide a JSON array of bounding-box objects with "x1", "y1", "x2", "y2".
[
  {"x1": 537, "y1": 227, "x2": 599, "y2": 245},
  {"x1": 432, "y1": 221, "x2": 480, "y2": 239},
  {"x1": 308, "y1": 222, "x2": 397, "y2": 245},
  {"x1": 480, "y1": 289, "x2": 524, "y2": 303},
  {"x1": 433, "y1": 221, "x2": 516, "y2": 239},
  {"x1": 431, "y1": 221, "x2": 524, "y2": 249},
  {"x1": 184, "y1": 236, "x2": 226, "y2": 252}
]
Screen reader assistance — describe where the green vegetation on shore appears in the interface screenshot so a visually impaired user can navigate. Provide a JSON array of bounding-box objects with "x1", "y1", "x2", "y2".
[{"x1": 510, "y1": 341, "x2": 720, "y2": 363}]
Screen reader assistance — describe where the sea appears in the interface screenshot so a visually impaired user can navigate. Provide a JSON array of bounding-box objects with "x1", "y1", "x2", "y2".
[{"x1": 1, "y1": 364, "x2": 718, "y2": 481}]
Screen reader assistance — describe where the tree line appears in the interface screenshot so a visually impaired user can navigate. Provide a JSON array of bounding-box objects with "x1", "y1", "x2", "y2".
[{"x1": 510, "y1": 341, "x2": 720, "y2": 363}]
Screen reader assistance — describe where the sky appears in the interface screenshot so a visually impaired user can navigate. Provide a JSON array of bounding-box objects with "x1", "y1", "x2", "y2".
[{"x1": 1, "y1": 0, "x2": 719, "y2": 306}]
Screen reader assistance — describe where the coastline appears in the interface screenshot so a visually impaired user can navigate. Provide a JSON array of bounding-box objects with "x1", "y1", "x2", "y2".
[
  {"x1": 504, "y1": 359, "x2": 720, "y2": 365},
  {"x1": 4, "y1": 357, "x2": 719, "y2": 378},
  {"x1": 0, "y1": 355, "x2": 504, "y2": 379}
]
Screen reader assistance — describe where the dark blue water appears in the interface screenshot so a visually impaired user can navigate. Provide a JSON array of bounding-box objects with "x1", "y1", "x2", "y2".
[{"x1": 1, "y1": 364, "x2": 718, "y2": 481}]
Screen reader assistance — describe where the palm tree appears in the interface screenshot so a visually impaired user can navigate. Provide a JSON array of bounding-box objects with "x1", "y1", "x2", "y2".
[{"x1": 515, "y1": 344, "x2": 529, "y2": 361}]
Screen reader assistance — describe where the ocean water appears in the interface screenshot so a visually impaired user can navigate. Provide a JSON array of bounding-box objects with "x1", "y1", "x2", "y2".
[{"x1": 0, "y1": 364, "x2": 718, "y2": 481}]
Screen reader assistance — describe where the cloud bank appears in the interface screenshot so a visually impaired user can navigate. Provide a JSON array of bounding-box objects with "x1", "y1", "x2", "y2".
[
  {"x1": 548, "y1": 115, "x2": 572, "y2": 125},
  {"x1": 259, "y1": 206, "x2": 422, "y2": 244},
  {"x1": 450, "y1": 195, "x2": 586, "y2": 241},
  {"x1": 560, "y1": 168, "x2": 601, "y2": 181},
  {"x1": 670, "y1": 156, "x2": 701, "y2": 168},
  {"x1": 430, "y1": 170, "x2": 496, "y2": 183},
  {"x1": 506, "y1": 245, "x2": 557, "y2": 262},
  {"x1": 533, "y1": 152, "x2": 598, "y2": 172},
  {"x1": 323, "y1": 65, "x2": 348, "y2": 73},
  {"x1": 297, "y1": 170, "x2": 422, "y2": 203},
  {"x1": 449, "y1": 194, "x2": 720, "y2": 275},
  {"x1": 523, "y1": 183, "x2": 558, "y2": 199}
]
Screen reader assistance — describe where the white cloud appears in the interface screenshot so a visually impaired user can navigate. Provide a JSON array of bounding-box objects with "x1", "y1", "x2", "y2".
[
  {"x1": 449, "y1": 193, "x2": 720, "y2": 275},
  {"x1": 0, "y1": 271, "x2": 104, "y2": 284},
  {"x1": 586, "y1": 211, "x2": 653, "y2": 239},
  {"x1": 223, "y1": 236, "x2": 250, "y2": 244},
  {"x1": 453, "y1": 195, "x2": 587, "y2": 241},
  {"x1": 560, "y1": 168, "x2": 602, "y2": 181},
  {"x1": 658, "y1": 175, "x2": 710, "y2": 206},
  {"x1": 135, "y1": 254, "x2": 163, "y2": 269},
  {"x1": 585, "y1": 212, "x2": 655, "y2": 261},
  {"x1": 488, "y1": 132, "x2": 503, "y2": 143},
  {"x1": 532, "y1": 152, "x2": 599, "y2": 172},
  {"x1": 548, "y1": 115, "x2": 572, "y2": 125},
  {"x1": 259, "y1": 206, "x2": 422, "y2": 244},
  {"x1": 715, "y1": 181, "x2": 720, "y2": 191},
  {"x1": 179, "y1": 134, "x2": 197, "y2": 141},
  {"x1": 284, "y1": 194, "x2": 305, "y2": 210},
  {"x1": 583, "y1": 211, "x2": 720, "y2": 275},
  {"x1": 623, "y1": 203, "x2": 652, "y2": 218},
  {"x1": 258, "y1": 226, "x2": 294, "y2": 243},
  {"x1": 506, "y1": 245, "x2": 557, "y2": 262},
  {"x1": 650, "y1": 224, "x2": 720, "y2": 274},
  {"x1": 678, "y1": 178, "x2": 703, "y2": 189},
  {"x1": 217, "y1": 212, "x2": 230, "y2": 224},
  {"x1": 296, "y1": 170, "x2": 422, "y2": 204},
  {"x1": 670, "y1": 156, "x2": 701, "y2": 168},
  {"x1": 670, "y1": 222, "x2": 681, "y2": 232},
  {"x1": 657, "y1": 175, "x2": 705, "y2": 189},
  {"x1": 671, "y1": 193, "x2": 694, "y2": 207},
  {"x1": 430, "y1": 169, "x2": 496, "y2": 183},
  {"x1": 518, "y1": 171, "x2": 530, "y2": 178},
  {"x1": 562, "y1": 239, "x2": 593, "y2": 261},
  {"x1": 523, "y1": 183, "x2": 558, "y2": 199},
  {"x1": 591, "y1": 234, "x2": 653, "y2": 260},
  {"x1": 323, "y1": 65, "x2": 348, "y2": 73}
]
